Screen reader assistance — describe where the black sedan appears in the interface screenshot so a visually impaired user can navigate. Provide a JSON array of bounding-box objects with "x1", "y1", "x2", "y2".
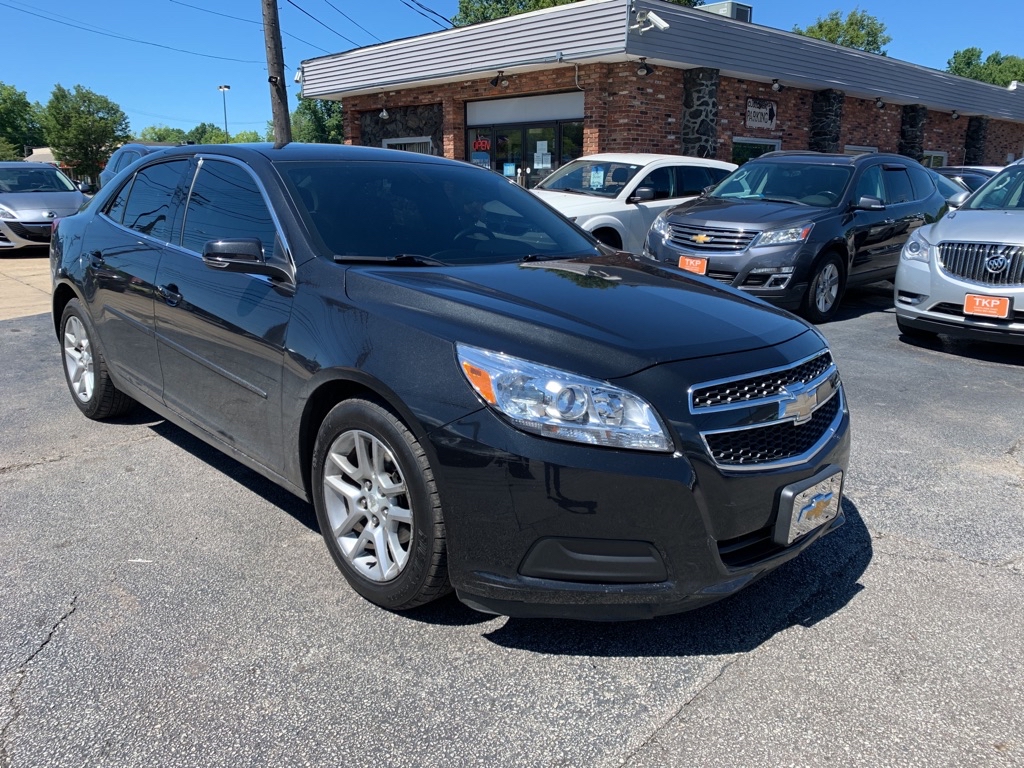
[{"x1": 51, "y1": 144, "x2": 850, "y2": 620}]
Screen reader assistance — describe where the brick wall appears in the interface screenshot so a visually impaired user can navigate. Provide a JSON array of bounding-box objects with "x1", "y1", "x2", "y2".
[
  {"x1": 716, "y1": 78, "x2": 814, "y2": 158},
  {"x1": 985, "y1": 118, "x2": 1024, "y2": 164},
  {"x1": 600, "y1": 62, "x2": 685, "y2": 154},
  {"x1": 839, "y1": 98, "x2": 900, "y2": 152},
  {"x1": 923, "y1": 109, "x2": 969, "y2": 165}
]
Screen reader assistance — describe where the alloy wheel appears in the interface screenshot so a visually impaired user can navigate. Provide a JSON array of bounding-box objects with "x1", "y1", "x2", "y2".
[{"x1": 63, "y1": 316, "x2": 95, "y2": 403}]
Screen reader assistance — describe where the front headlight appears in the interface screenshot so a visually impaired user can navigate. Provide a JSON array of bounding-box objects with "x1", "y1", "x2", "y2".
[
  {"x1": 901, "y1": 228, "x2": 933, "y2": 263},
  {"x1": 650, "y1": 210, "x2": 671, "y2": 240},
  {"x1": 0, "y1": 206, "x2": 16, "y2": 220},
  {"x1": 457, "y1": 344, "x2": 672, "y2": 452},
  {"x1": 754, "y1": 223, "x2": 814, "y2": 247}
]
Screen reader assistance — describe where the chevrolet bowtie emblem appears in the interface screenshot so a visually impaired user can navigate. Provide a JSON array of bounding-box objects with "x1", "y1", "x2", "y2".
[
  {"x1": 692, "y1": 233, "x2": 712, "y2": 244},
  {"x1": 779, "y1": 377, "x2": 835, "y2": 424},
  {"x1": 798, "y1": 492, "x2": 834, "y2": 523}
]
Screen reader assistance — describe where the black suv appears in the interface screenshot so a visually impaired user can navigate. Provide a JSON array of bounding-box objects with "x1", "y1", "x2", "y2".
[{"x1": 644, "y1": 151, "x2": 950, "y2": 322}]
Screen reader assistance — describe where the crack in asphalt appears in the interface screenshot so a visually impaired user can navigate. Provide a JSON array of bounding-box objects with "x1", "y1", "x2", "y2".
[
  {"x1": 614, "y1": 660, "x2": 737, "y2": 768},
  {"x1": 0, "y1": 434, "x2": 159, "y2": 477},
  {"x1": 0, "y1": 595, "x2": 80, "y2": 768}
]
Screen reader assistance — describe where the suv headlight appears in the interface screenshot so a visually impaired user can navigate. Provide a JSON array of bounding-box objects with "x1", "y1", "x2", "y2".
[
  {"x1": 0, "y1": 205, "x2": 16, "y2": 220},
  {"x1": 650, "y1": 210, "x2": 672, "y2": 240},
  {"x1": 754, "y1": 223, "x2": 814, "y2": 247},
  {"x1": 457, "y1": 344, "x2": 672, "y2": 452},
  {"x1": 901, "y1": 228, "x2": 933, "y2": 263}
]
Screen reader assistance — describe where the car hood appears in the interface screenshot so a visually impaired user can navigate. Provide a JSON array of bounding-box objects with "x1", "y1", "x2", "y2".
[
  {"x1": 0, "y1": 191, "x2": 84, "y2": 218},
  {"x1": 665, "y1": 196, "x2": 829, "y2": 228},
  {"x1": 926, "y1": 209, "x2": 1024, "y2": 246},
  {"x1": 345, "y1": 253, "x2": 813, "y2": 380},
  {"x1": 532, "y1": 189, "x2": 621, "y2": 217}
]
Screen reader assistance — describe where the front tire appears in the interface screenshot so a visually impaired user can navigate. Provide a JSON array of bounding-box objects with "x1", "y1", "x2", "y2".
[
  {"x1": 60, "y1": 299, "x2": 135, "y2": 420},
  {"x1": 802, "y1": 252, "x2": 846, "y2": 324},
  {"x1": 311, "y1": 399, "x2": 450, "y2": 611}
]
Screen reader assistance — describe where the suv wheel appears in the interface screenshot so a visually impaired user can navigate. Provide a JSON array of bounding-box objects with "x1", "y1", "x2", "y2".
[{"x1": 802, "y1": 252, "x2": 846, "y2": 324}]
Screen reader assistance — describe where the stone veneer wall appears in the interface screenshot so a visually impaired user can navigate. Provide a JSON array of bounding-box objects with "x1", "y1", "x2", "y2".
[
  {"x1": 680, "y1": 68, "x2": 719, "y2": 158},
  {"x1": 964, "y1": 117, "x2": 988, "y2": 164},
  {"x1": 359, "y1": 104, "x2": 444, "y2": 154},
  {"x1": 898, "y1": 104, "x2": 929, "y2": 161},
  {"x1": 807, "y1": 90, "x2": 844, "y2": 152}
]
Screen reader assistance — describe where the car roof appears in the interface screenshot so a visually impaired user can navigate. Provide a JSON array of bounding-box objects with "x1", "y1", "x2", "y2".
[
  {"x1": 561, "y1": 152, "x2": 735, "y2": 168},
  {"x1": 753, "y1": 150, "x2": 911, "y2": 166},
  {"x1": 140, "y1": 142, "x2": 471, "y2": 169},
  {"x1": 934, "y1": 165, "x2": 1001, "y2": 174}
]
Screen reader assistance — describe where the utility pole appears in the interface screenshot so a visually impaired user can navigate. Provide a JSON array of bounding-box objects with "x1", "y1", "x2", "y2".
[{"x1": 262, "y1": 0, "x2": 292, "y2": 146}]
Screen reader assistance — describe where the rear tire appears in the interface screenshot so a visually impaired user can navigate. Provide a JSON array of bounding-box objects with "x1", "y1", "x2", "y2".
[
  {"x1": 60, "y1": 299, "x2": 135, "y2": 420},
  {"x1": 801, "y1": 252, "x2": 846, "y2": 324},
  {"x1": 311, "y1": 399, "x2": 450, "y2": 611}
]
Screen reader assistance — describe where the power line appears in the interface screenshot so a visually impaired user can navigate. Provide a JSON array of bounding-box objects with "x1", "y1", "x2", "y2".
[
  {"x1": 0, "y1": 1, "x2": 264, "y2": 64},
  {"x1": 284, "y1": 0, "x2": 359, "y2": 47},
  {"x1": 320, "y1": 1, "x2": 384, "y2": 42},
  {"x1": 168, "y1": 0, "x2": 333, "y2": 54},
  {"x1": 396, "y1": 0, "x2": 450, "y2": 30},
  {"x1": 406, "y1": 0, "x2": 452, "y2": 27}
]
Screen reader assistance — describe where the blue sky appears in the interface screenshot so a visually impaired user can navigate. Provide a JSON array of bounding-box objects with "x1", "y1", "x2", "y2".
[{"x1": 5, "y1": 0, "x2": 1021, "y2": 140}]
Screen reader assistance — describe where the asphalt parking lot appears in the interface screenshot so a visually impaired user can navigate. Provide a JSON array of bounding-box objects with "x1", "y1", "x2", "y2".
[{"x1": 1, "y1": 260, "x2": 1022, "y2": 767}]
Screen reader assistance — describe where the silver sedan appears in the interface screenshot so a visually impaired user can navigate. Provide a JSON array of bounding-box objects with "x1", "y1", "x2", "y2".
[{"x1": 0, "y1": 162, "x2": 87, "y2": 251}]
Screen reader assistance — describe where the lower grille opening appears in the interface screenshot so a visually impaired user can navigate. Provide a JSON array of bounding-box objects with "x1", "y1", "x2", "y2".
[{"x1": 717, "y1": 526, "x2": 783, "y2": 568}]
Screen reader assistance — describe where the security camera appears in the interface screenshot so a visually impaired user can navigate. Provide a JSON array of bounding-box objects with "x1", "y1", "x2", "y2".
[
  {"x1": 646, "y1": 11, "x2": 670, "y2": 31},
  {"x1": 294, "y1": 69, "x2": 303, "y2": 84}
]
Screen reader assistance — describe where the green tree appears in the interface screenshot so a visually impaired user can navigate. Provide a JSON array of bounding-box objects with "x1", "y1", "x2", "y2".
[
  {"x1": 453, "y1": 0, "x2": 701, "y2": 26},
  {"x1": 0, "y1": 138, "x2": 21, "y2": 161},
  {"x1": 0, "y1": 82, "x2": 44, "y2": 155},
  {"x1": 138, "y1": 125, "x2": 188, "y2": 143},
  {"x1": 291, "y1": 98, "x2": 344, "y2": 143},
  {"x1": 229, "y1": 130, "x2": 262, "y2": 143},
  {"x1": 947, "y1": 47, "x2": 1024, "y2": 87},
  {"x1": 40, "y1": 84, "x2": 131, "y2": 180},
  {"x1": 793, "y1": 7, "x2": 892, "y2": 55},
  {"x1": 184, "y1": 122, "x2": 229, "y2": 144}
]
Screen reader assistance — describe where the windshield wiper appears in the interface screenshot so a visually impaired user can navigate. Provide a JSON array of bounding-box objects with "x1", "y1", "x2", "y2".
[
  {"x1": 333, "y1": 253, "x2": 446, "y2": 266},
  {"x1": 520, "y1": 253, "x2": 572, "y2": 263},
  {"x1": 758, "y1": 196, "x2": 810, "y2": 206}
]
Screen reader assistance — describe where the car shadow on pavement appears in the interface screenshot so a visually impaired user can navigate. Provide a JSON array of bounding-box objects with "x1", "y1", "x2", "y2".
[
  {"x1": 897, "y1": 330, "x2": 1024, "y2": 366},
  {"x1": 831, "y1": 282, "x2": 894, "y2": 322},
  {"x1": 478, "y1": 497, "x2": 873, "y2": 656},
  {"x1": 145, "y1": 416, "x2": 320, "y2": 532}
]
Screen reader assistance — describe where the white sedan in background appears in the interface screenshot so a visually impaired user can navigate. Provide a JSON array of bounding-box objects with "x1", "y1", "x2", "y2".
[{"x1": 532, "y1": 153, "x2": 736, "y2": 253}]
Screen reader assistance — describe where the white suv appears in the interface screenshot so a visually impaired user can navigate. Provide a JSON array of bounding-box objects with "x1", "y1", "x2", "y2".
[
  {"x1": 895, "y1": 158, "x2": 1024, "y2": 345},
  {"x1": 532, "y1": 153, "x2": 736, "y2": 254}
]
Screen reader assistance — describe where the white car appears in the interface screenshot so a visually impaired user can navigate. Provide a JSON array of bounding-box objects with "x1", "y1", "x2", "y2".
[
  {"x1": 894, "y1": 158, "x2": 1024, "y2": 345},
  {"x1": 532, "y1": 153, "x2": 736, "y2": 253}
]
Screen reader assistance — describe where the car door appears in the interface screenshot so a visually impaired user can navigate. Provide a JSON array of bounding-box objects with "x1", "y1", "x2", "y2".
[
  {"x1": 623, "y1": 165, "x2": 716, "y2": 253},
  {"x1": 875, "y1": 164, "x2": 928, "y2": 276},
  {"x1": 82, "y1": 159, "x2": 190, "y2": 399},
  {"x1": 847, "y1": 164, "x2": 903, "y2": 281},
  {"x1": 153, "y1": 156, "x2": 294, "y2": 471}
]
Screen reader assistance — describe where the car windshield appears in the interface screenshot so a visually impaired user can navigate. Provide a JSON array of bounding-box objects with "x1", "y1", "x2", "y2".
[
  {"x1": 963, "y1": 165, "x2": 1024, "y2": 211},
  {"x1": 0, "y1": 166, "x2": 77, "y2": 193},
  {"x1": 711, "y1": 161, "x2": 853, "y2": 207},
  {"x1": 277, "y1": 159, "x2": 601, "y2": 265},
  {"x1": 534, "y1": 159, "x2": 644, "y2": 198}
]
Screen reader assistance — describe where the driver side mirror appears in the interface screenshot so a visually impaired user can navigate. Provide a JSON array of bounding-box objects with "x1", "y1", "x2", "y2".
[
  {"x1": 202, "y1": 238, "x2": 293, "y2": 282},
  {"x1": 78, "y1": 181, "x2": 95, "y2": 195},
  {"x1": 629, "y1": 186, "x2": 655, "y2": 203},
  {"x1": 947, "y1": 190, "x2": 970, "y2": 209},
  {"x1": 853, "y1": 195, "x2": 885, "y2": 211}
]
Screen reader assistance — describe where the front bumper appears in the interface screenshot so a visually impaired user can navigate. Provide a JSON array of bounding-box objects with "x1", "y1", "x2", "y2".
[
  {"x1": 0, "y1": 219, "x2": 53, "y2": 249},
  {"x1": 428, "y1": 395, "x2": 851, "y2": 620},
  {"x1": 894, "y1": 257, "x2": 1024, "y2": 345}
]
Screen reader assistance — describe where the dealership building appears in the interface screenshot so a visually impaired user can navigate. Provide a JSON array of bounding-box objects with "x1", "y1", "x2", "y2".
[{"x1": 298, "y1": 0, "x2": 1024, "y2": 187}]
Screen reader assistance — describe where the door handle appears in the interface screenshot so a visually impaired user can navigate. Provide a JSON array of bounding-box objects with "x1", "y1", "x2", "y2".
[{"x1": 158, "y1": 284, "x2": 182, "y2": 307}]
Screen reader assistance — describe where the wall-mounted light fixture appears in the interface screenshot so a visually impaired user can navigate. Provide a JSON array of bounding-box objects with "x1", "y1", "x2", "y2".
[
  {"x1": 951, "y1": 110, "x2": 960, "y2": 120},
  {"x1": 379, "y1": 94, "x2": 389, "y2": 120},
  {"x1": 875, "y1": 97, "x2": 885, "y2": 109},
  {"x1": 636, "y1": 58, "x2": 653, "y2": 77},
  {"x1": 771, "y1": 79, "x2": 783, "y2": 92},
  {"x1": 489, "y1": 71, "x2": 509, "y2": 88}
]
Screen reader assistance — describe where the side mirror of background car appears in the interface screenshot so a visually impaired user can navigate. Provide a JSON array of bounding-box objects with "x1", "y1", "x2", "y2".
[
  {"x1": 629, "y1": 187, "x2": 656, "y2": 203},
  {"x1": 947, "y1": 190, "x2": 970, "y2": 209},
  {"x1": 853, "y1": 195, "x2": 885, "y2": 211},
  {"x1": 202, "y1": 238, "x2": 293, "y2": 282},
  {"x1": 78, "y1": 181, "x2": 95, "y2": 195}
]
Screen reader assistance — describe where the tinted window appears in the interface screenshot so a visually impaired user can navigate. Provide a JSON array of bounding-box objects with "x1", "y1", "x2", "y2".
[
  {"x1": 712, "y1": 161, "x2": 852, "y2": 207},
  {"x1": 121, "y1": 160, "x2": 188, "y2": 240},
  {"x1": 279, "y1": 160, "x2": 598, "y2": 264},
  {"x1": 959, "y1": 173, "x2": 989, "y2": 191},
  {"x1": 883, "y1": 167, "x2": 914, "y2": 204},
  {"x1": 181, "y1": 160, "x2": 278, "y2": 257},
  {"x1": 638, "y1": 167, "x2": 674, "y2": 199},
  {"x1": 676, "y1": 166, "x2": 713, "y2": 196},
  {"x1": 854, "y1": 166, "x2": 884, "y2": 201},
  {"x1": 114, "y1": 150, "x2": 140, "y2": 173},
  {"x1": 707, "y1": 167, "x2": 730, "y2": 184},
  {"x1": 906, "y1": 164, "x2": 935, "y2": 200}
]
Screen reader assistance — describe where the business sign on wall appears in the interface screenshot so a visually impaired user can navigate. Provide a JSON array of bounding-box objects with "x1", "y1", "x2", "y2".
[{"x1": 746, "y1": 98, "x2": 778, "y2": 130}]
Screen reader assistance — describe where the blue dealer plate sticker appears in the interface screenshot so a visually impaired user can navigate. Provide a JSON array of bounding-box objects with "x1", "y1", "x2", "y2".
[{"x1": 774, "y1": 468, "x2": 843, "y2": 546}]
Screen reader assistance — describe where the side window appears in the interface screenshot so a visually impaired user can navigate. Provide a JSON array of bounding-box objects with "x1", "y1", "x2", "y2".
[
  {"x1": 181, "y1": 160, "x2": 278, "y2": 258},
  {"x1": 853, "y1": 166, "x2": 884, "y2": 201},
  {"x1": 120, "y1": 160, "x2": 189, "y2": 240},
  {"x1": 115, "y1": 150, "x2": 140, "y2": 172},
  {"x1": 639, "y1": 167, "x2": 674, "y2": 199},
  {"x1": 906, "y1": 164, "x2": 935, "y2": 201},
  {"x1": 676, "y1": 166, "x2": 713, "y2": 196},
  {"x1": 883, "y1": 167, "x2": 914, "y2": 204},
  {"x1": 104, "y1": 176, "x2": 133, "y2": 225}
]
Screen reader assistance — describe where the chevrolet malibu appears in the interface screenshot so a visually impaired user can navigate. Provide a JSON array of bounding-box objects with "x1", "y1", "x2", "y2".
[{"x1": 51, "y1": 144, "x2": 850, "y2": 620}]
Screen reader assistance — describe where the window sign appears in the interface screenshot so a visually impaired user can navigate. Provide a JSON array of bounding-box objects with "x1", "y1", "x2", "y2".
[
  {"x1": 503, "y1": 162, "x2": 516, "y2": 178},
  {"x1": 590, "y1": 167, "x2": 605, "y2": 189},
  {"x1": 533, "y1": 140, "x2": 552, "y2": 170},
  {"x1": 745, "y1": 98, "x2": 777, "y2": 130}
]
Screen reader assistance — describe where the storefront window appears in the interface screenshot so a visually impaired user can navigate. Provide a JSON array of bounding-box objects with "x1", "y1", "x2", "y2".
[
  {"x1": 732, "y1": 138, "x2": 781, "y2": 165},
  {"x1": 466, "y1": 120, "x2": 585, "y2": 187},
  {"x1": 468, "y1": 128, "x2": 493, "y2": 170}
]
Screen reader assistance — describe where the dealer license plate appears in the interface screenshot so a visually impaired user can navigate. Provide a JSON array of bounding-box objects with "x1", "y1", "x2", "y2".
[
  {"x1": 964, "y1": 294, "x2": 1010, "y2": 319},
  {"x1": 774, "y1": 468, "x2": 843, "y2": 546},
  {"x1": 678, "y1": 256, "x2": 707, "y2": 275}
]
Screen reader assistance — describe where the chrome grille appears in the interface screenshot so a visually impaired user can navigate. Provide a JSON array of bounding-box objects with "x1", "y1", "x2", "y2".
[
  {"x1": 692, "y1": 351, "x2": 834, "y2": 409},
  {"x1": 666, "y1": 223, "x2": 759, "y2": 252},
  {"x1": 938, "y1": 242, "x2": 1024, "y2": 286},
  {"x1": 705, "y1": 394, "x2": 841, "y2": 466}
]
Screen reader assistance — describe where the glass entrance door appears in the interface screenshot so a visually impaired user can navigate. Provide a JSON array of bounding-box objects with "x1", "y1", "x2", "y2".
[
  {"x1": 493, "y1": 125, "x2": 524, "y2": 183},
  {"x1": 526, "y1": 126, "x2": 557, "y2": 188}
]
